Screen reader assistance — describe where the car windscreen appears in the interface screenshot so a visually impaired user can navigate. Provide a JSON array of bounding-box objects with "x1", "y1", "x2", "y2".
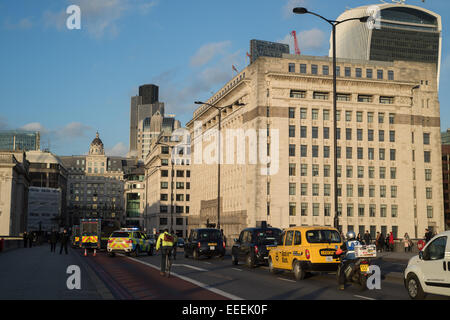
[
  {"x1": 110, "y1": 232, "x2": 130, "y2": 238},
  {"x1": 198, "y1": 230, "x2": 221, "y2": 241},
  {"x1": 256, "y1": 229, "x2": 282, "y2": 245},
  {"x1": 306, "y1": 230, "x2": 341, "y2": 243}
]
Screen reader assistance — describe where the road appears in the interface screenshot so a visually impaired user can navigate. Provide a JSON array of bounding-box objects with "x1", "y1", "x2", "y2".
[{"x1": 83, "y1": 248, "x2": 448, "y2": 300}]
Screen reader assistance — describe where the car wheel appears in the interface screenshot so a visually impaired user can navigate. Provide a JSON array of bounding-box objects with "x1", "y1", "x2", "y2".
[
  {"x1": 193, "y1": 249, "x2": 199, "y2": 260},
  {"x1": 407, "y1": 274, "x2": 426, "y2": 300},
  {"x1": 133, "y1": 246, "x2": 140, "y2": 257},
  {"x1": 293, "y1": 261, "x2": 305, "y2": 281},
  {"x1": 269, "y1": 257, "x2": 276, "y2": 274},
  {"x1": 246, "y1": 253, "x2": 255, "y2": 268},
  {"x1": 232, "y1": 254, "x2": 238, "y2": 265},
  {"x1": 108, "y1": 252, "x2": 115, "y2": 258}
]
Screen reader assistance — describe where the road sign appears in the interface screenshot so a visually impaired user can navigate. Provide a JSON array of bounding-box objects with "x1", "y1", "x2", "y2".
[{"x1": 417, "y1": 240, "x2": 425, "y2": 251}]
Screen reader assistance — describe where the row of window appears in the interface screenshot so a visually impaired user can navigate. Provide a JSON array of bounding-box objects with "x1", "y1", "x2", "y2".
[
  {"x1": 290, "y1": 91, "x2": 395, "y2": 104},
  {"x1": 288, "y1": 163, "x2": 432, "y2": 180},
  {"x1": 287, "y1": 203, "x2": 434, "y2": 219},
  {"x1": 288, "y1": 144, "x2": 398, "y2": 160},
  {"x1": 160, "y1": 206, "x2": 190, "y2": 214},
  {"x1": 288, "y1": 63, "x2": 394, "y2": 80},
  {"x1": 290, "y1": 126, "x2": 400, "y2": 143},
  {"x1": 160, "y1": 194, "x2": 190, "y2": 201},
  {"x1": 160, "y1": 182, "x2": 191, "y2": 189},
  {"x1": 161, "y1": 170, "x2": 191, "y2": 178},
  {"x1": 289, "y1": 108, "x2": 396, "y2": 124}
]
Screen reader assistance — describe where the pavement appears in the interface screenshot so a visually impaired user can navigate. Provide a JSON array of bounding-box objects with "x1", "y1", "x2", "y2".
[{"x1": 0, "y1": 243, "x2": 113, "y2": 299}]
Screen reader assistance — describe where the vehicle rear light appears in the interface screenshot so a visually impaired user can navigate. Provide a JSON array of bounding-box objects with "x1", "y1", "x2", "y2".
[
  {"x1": 305, "y1": 249, "x2": 310, "y2": 259},
  {"x1": 198, "y1": 242, "x2": 201, "y2": 248},
  {"x1": 108, "y1": 240, "x2": 113, "y2": 244},
  {"x1": 361, "y1": 260, "x2": 368, "y2": 264},
  {"x1": 254, "y1": 245, "x2": 259, "y2": 254},
  {"x1": 223, "y1": 241, "x2": 226, "y2": 248},
  {"x1": 126, "y1": 239, "x2": 132, "y2": 244}
]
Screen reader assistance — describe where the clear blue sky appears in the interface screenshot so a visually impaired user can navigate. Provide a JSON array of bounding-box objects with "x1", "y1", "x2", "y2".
[{"x1": 1, "y1": 0, "x2": 449, "y2": 156}]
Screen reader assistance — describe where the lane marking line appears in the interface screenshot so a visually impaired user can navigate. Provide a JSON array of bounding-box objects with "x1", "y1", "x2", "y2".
[
  {"x1": 354, "y1": 295, "x2": 376, "y2": 300},
  {"x1": 277, "y1": 277, "x2": 297, "y2": 283},
  {"x1": 172, "y1": 264, "x2": 208, "y2": 272},
  {"x1": 125, "y1": 256, "x2": 243, "y2": 300},
  {"x1": 231, "y1": 268, "x2": 242, "y2": 272}
]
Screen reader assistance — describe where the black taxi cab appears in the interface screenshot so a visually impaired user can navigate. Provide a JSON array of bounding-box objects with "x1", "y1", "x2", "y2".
[
  {"x1": 268, "y1": 226, "x2": 342, "y2": 280},
  {"x1": 107, "y1": 228, "x2": 154, "y2": 257}
]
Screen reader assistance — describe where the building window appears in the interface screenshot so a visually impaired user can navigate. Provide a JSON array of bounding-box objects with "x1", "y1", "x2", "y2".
[
  {"x1": 389, "y1": 130, "x2": 395, "y2": 142},
  {"x1": 347, "y1": 204, "x2": 354, "y2": 217},
  {"x1": 290, "y1": 90, "x2": 306, "y2": 99},
  {"x1": 346, "y1": 128, "x2": 352, "y2": 140},
  {"x1": 300, "y1": 108, "x2": 307, "y2": 119},
  {"x1": 323, "y1": 109, "x2": 330, "y2": 120},
  {"x1": 356, "y1": 111, "x2": 363, "y2": 122},
  {"x1": 289, "y1": 63, "x2": 295, "y2": 73},
  {"x1": 358, "y1": 185, "x2": 364, "y2": 197},
  {"x1": 427, "y1": 206, "x2": 433, "y2": 218},
  {"x1": 300, "y1": 64, "x2": 307, "y2": 74},
  {"x1": 346, "y1": 147, "x2": 352, "y2": 159},
  {"x1": 289, "y1": 163, "x2": 296, "y2": 176},
  {"x1": 324, "y1": 165, "x2": 330, "y2": 177},
  {"x1": 312, "y1": 126, "x2": 318, "y2": 139},
  {"x1": 390, "y1": 167, "x2": 397, "y2": 179},
  {"x1": 380, "y1": 205, "x2": 387, "y2": 217},
  {"x1": 357, "y1": 147, "x2": 363, "y2": 160},
  {"x1": 313, "y1": 92, "x2": 329, "y2": 100},
  {"x1": 301, "y1": 183, "x2": 307, "y2": 196},
  {"x1": 357, "y1": 129, "x2": 363, "y2": 141},
  {"x1": 324, "y1": 127, "x2": 330, "y2": 139},
  {"x1": 369, "y1": 185, "x2": 375, "y2": 197},
  {"x1": 369, "y1": 205, "x2": 376, "y2": 217},
  {"x1": 300, "y1": 145, "x2": 307, "y2": 157},
  {"x1": 324, "y1": 184, "x2": 331, "y2": 196},
  {"x1": 300, "y1": 126, "x2": 307, "y2": 138},
  {"x1": 345, "y1": 67, "x2": 351, "y2": 77},
  {"x1": 312, "y1": 184, "x2": 319, "y2": 196},
  {"x1": 377, "y1": 69, "x2": 383, "y2": 79},
  {"x1": 312, "y1": 109, "x2": 319, "y2": 119},
  {"x1": 322, "y1": 65, "x2": 329, "y2": 75},
  {"x1": 336, "y1": 128, "x2": 341, "y2": 140},
  {"x1": 388, "y1": 70, "x2": 394, "y2": 80},
  {"x1": 380, "y1": 96, "x2": 394, "y2": 104},
  {"x1": 301, "y1": 203, "x2": 308, "y2": 216},
  {"x1": 346, "y1": 166, "x2": 353, "y2": 178},
  {"x1": 426, "y1": 187, "x2": 432, "y2": 199},
  {"x1": 311, "y1": 64, "x2": 318, "y2": 74},
  {"x1": 358, "y1": 95, "x2": 372, "y2": 103},
  {"x1": 289, "y1": 125, "x2": 295, "y2": 138},
  {"x1": 391, "y1": 205, "x2": 398, "y2": 218},
  {"x1": 379, "y1": 130, "x2": 385, "y2": 142},
  {"x1": 378, "y1": 112, "x2": 384, "y2": 123},
  {"x1": 423, "y1": 133, "x2": 430, "y2": 145},
  {"x1": 379, "y1": 148, "x2": 385, "y2": 160},
  {"x1": 324, "y1": 146, "x2": 330, "y2": 158},
  {"x1": 358, "y1": 204, "x2": 365, "y2": 216},
  {"x1": 391, "y1": 186, "x2": 397, "y2": 198},
  {"x1": 358, "y1": 166, "x2": 364, "y2": 178},
  {"x1": 356, "y1": 68, "x2": 362, "y2": 78},
  {"x1": 380, "y1": 185, "x2": 386, "y2": 198},
  {"x1": 289, "y1": 144, "x2": 296, "y2": 157},
  {"x1": 337, "y1": 94, "x2": 351, "y2": 101},
  {"x1": 380, "y1": 167, "x2": 386, "y2": 179},
  {"x1": 347, "y1": 185, "x2": 353, "y2": 197},
  {"x1": 424, "y1": 151, "x2": 431, "y2": 163},
  {"x1": 312, "y1": 164, "x2": 319, "y2": 177},
  {"x1": 289, "y1": 107, "x2": 295, "y2": 118},
  {"x1": 345, "y1": 111, "x2": 352, "y2": 122},
  {"x1": 289, "y1": 183, "x2": 296, "y2": 196},
  {"x1": 324, "y1": 203, "x2": 331, "y2": 216},
  {"x1": 301, "y1": 164, "x2": 307, "y2": 176},
  {"x1": 390, "y1": 149, "x2": 396, "y2": 161},
  {"x1": 425, "y1": 169, "x2": 432, "y2": 181},
  {"x1": 366, "y1": 69, "x2": 373, "y2": 78},
  {"x1": 290, "y1": 203, "x2": 297, "y2": 216}
]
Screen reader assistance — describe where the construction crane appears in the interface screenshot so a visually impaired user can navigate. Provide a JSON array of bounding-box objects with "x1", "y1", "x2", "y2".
[{"x1": 291, "y1": 31, "x2": 301, "y2": 55}]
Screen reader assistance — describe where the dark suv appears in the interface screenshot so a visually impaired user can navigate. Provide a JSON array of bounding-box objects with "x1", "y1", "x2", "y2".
[
  {"x1": 184, "y1": 228, "x2": 226, "y2": 259},
  {"x1": 232, "y1": 227, "x2": 282, "y2": 268}
]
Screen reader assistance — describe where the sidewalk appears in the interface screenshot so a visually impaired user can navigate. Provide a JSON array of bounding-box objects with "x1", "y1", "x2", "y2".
[{"x1": 0, "y1": 243, "x2": 112, "y2": 300}]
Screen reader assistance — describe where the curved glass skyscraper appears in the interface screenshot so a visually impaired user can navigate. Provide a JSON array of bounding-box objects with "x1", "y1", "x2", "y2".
[{"x1": 330, "y1": 3, "x2": 442, "y2": 85}]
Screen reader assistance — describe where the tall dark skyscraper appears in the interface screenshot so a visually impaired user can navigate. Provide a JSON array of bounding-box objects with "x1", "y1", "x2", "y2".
[{"x1": 138, "y1": 84, "x2": 159, "y2": 105}]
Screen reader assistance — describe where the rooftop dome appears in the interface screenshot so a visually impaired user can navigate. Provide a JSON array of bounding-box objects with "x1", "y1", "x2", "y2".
[{"x1": 89, "y1": 132, "x2": 104, "y2": 155}]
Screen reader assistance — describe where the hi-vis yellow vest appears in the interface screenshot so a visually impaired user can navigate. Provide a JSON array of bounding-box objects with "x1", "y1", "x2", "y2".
[{"x1": 156, "y1": 232, "x2": 174, "y2": 250}]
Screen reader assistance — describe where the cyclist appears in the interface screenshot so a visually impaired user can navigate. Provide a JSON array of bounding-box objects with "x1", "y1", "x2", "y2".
[{"x1": 156, "y1": 229, "x2": 175, "y2": 276}]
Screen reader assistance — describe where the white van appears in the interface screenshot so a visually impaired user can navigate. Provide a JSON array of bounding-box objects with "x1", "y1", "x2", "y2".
[{"x1": 404, "y1": 230, "x2": 450, "y2": 299}]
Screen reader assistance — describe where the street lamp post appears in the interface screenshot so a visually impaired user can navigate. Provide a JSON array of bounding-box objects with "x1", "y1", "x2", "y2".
[
  {"x1": 194, "y1": 101, "x2": 245, "y2": 230},
  {"x1": 155, "y1": 142, "x2": 175, "y2": 231},
  {"x1": 293, "y1": 7, "x2": 369, "y2": 231}
]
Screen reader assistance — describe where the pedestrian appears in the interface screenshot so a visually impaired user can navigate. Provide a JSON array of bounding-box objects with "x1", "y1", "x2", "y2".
[
  {"x1": 403, "y1": 233, "x2": 411, "y2": 252},
  {"x1": 424, "y1": 228, "x2": 433, "y2": 243},
  {"x1": 378, "y1": 232, "x2": 385, "y2": 252},
  {"x1": 389, "y1": 232, "x2": 394, "y2": 252},
  {"x1": 59, "y1": 229, "x2": 69, "y2": 255},
  {"x1": 364, "y1": 230, "x2": 371, "y2": 246},
  {"x1": 50, "y1": 230, "x2": 58, "y2": 253},
  {"x1": 28, "y1": 232, "x2": 33, "y2": 248},
  {"x1": 385, "y1": 234, "x2": 390, "y2": 251},
  {"x1": 357, "y1": 233, "x2": 363, "y2": 244},
  {"x1": 221, "y1": 229, "x2": 227, "y2": 247},
  {"x1": 23, "y1": 231, "x2": 28, "y2": 248}
]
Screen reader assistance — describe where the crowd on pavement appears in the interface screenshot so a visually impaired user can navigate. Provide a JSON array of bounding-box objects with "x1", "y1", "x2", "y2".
[{"x1": 22, "y1": 229, "x2": 71, "y2": 255}]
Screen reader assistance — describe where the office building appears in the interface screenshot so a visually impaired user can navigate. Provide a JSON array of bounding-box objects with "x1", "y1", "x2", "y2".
[
  {"x1": 0, "y1": 130, "x2": 40, "y2": 151},
  {"x1": 187, "y1": 54, "x2": 443, "y2": 241},
  {"x1": 332, "y1": 3, "x2": 442, "y2": 84},
  {"x1": 27, "y1": 187, "x2": 61, "y2": 232}
]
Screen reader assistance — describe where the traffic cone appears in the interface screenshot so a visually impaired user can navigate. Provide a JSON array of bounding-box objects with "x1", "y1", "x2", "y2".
[
  {"x1": 84, "y1": 249, "x2": 87, "y2": 256},
  {"x1": 93, "y1": 249, "x2": 96, "y2": 257}
]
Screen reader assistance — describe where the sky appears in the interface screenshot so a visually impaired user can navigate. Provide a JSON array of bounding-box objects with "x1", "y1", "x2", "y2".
[{"x1": 1, "y1": 0, "x2": 449, "y2": 157}]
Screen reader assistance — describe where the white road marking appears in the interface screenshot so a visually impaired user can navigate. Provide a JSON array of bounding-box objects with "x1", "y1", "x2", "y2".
[
  {"x1": 125, "y1": 256, "x2": 243, "y2": 300},
  {"x1": 231, "y1": 268, "x2": 242, "y2": 272},
  {"x1": 277, "y1": 277, "x2": 297, "y2": 283},
  {"x1": 172, "y1": 264, "x2": 208, "y2": 272},
  {"x1": 204, "y1": 262, "x2": 212, "y2": 265},
  {"x1": 354, "y1": 295, "x2": 376, "y2": 300}
]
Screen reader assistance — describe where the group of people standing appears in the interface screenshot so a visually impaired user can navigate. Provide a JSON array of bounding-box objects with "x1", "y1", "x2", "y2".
[{"x1": 22, "y1": 229, "x2": 70, "y2": 254}]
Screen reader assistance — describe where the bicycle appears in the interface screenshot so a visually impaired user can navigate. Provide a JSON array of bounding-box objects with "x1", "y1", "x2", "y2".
[{"x1": 165, "y1": 248, "x2": 173, "y2": 278}]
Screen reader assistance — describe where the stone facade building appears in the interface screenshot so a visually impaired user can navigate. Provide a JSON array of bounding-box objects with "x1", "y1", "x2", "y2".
[
  {"x1": 0, "y1": 151, "x2": 30, "y2": 236},
  {"x1": 187, "y1": 54, "x2": 444, "y2": 241}
]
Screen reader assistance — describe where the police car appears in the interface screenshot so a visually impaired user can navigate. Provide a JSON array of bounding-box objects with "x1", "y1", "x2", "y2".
[{"x1": 107, "y1": 228, "x2": 154, "y2": 257}]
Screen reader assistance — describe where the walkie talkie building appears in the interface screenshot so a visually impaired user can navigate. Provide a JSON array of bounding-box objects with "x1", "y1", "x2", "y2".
[{"x1": 331, "y1": 3, "x2": 442, "y2": 85}]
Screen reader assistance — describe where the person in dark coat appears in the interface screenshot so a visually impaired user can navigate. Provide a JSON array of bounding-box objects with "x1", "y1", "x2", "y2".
[
  {"x1": 60, "y1": 229, "x2": 69, "y2": 255},
  {"x1": 50, "y1": 230, "x2": 58, "y2": 253},
  {"x1": 28, "y1": 232, "x2": 33, "y2": 248},
  {"x1": 378, "y1": 233, "x2": 385, "y2": 252},
  {"x1": 363, "y1": 230, "x2": 372, "y2": 245},
  {"x1": 23, "y1": 231, "x2": 28, "y2": 248}
]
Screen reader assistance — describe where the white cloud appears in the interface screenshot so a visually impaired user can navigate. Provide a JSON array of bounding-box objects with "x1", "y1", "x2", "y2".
[
  {"x1": 190, "y1": 41, "x2": 232, "y2": 67},
  {"x1": 279, "y1": 28, "x2": 327, "y2": 53},
  {"x1": 106, "y1": 142, "x2": 128, "y2": 156},
  {"x1": 282, "y1": 0, "x2": 307, "y2": 19}
]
